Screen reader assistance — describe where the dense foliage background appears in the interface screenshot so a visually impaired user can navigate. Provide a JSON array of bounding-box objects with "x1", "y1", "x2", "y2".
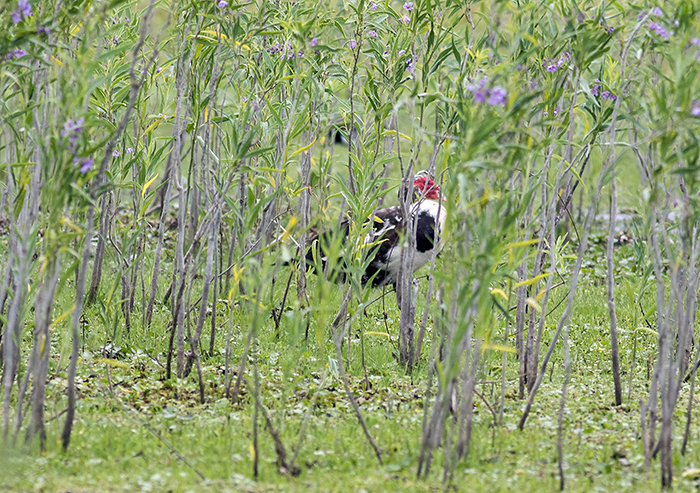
[{"x1": 2, "y1": 0, "x2": 700, "y2": 490}]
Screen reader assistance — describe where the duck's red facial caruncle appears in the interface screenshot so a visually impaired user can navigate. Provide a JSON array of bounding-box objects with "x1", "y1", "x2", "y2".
[{"x1": 413, "y1": 176, "x2": 441, "y2": 200}]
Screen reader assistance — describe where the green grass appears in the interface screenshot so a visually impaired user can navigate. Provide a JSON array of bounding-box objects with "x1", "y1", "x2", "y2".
[{"x1": 2, "y1": 241, "x2": 700, "y2": 492}]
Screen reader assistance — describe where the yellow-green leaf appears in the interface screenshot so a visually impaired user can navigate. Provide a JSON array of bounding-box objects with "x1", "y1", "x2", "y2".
[
  {"x1": 50, "y1": 304, "x2": 76, "y2": 329},
  {"x1": 490, "y1": 288, "x2": 508, "y2": 301},
  {"x1": 382, "y1": 130, "x2": 412, "y2": 141},
  {"x1": 525, "y1": 297, "x2": 542, "y2": 313},
  {"x1": 506, "y1": 239, "x2": 539, "y2": 249},
  {"x1": 290, "y1": 136, "x2": 317, "y2": 158},
  {"x1": 483, "y1": 344, "x2": 516, "y2": 353},
  {"x1": 515, "y1": 273, "x2": 551, "y2": 288},
  {"x1": 142, "y1": 173, "x2": 159, "y2": 198},
  {"x1": 366, "y1": 331, "x2": 391, "y2": 338},
  {"x1": 249, "y1": 442, "x2": 256, "y2": 461}
]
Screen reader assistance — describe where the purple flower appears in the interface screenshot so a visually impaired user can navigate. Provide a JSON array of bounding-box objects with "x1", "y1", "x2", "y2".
[
  {"x1": 18, "y1": 0, "x2": 32, "y2": 18},
  {"x1": 400, "y1": 15, "x2": 410, "y2": 24},
  {"x1": 403, "y1": 2, "x2": 413, "y2": 11},
  {"x1": 349, "y1": 40, "x2": 357, "y2": 49},
  {"x1": 605, "y1": 25, "x2": 614, "y2": 34},
  {"x1": 310, "y1": 37, "x2": 317, "y2": 47},
  {"x1": 11, "y1": 0, "x2": 32, "y2": 24},
  {"x1": 37, "y1": 25, "x2": 50, "y2": 35},
  {"x1": 651, "y1": 6, "x2": 662, "y2": 16},
  {"x1": 398, "y1": 49, "x2": 406, "y2": 56},
  {"x1": 637, "y1": 10, "x2": 646, "y2": 19},
  {"x1": 692, "y1": 103, "x2": 700, "y2": 117},
  {"x1": 126, "y1": 147, "x2": 134, "y2": 154},
  {"x1": 112, "y1": 150, "x2": 120, "y2": 157},
  {"x1": 487, "y1": 86, "x2": 507, "y2": 106},
  {"x1": 466, "y1": 76, "x2": 507, "y2": 107},
  {"x1": 12, "y1": 49, "x2": 26, "y2": 59},
  {"x1": 62, "y1": 118, "x2": 85, "y2": 141},
  {"x1": 217, "y1": 0, "x2": 228, "y2": 7},
  {"x1": 466, "y1": 75, "x2": 487, "y2": 93},
  {"x1": 370, "y1": 2, "x2": 378, "y2": 10},
  {"x1": 546, "y1": 63, "x2": 557, "y2": 72},
  {"x1": 368, "y1": 30, "x2": 378, "y2": 38},
  {"x1": 406, "y1": 58, "x2": 414, "y2": 73},
  {"x1": 113, "y1": 38, "x2": 119, "y2": 46},
  {"x1": 467, "y1": 76, "x2": 491, "y2": 104},
  {"x1": 79, "y1": 157, "x2": 94, "y2": 174},
  {"x1": 591, "y1": 79, "x2": 617, "y2": 100},
  {"x1": 648, "y1": 21, "x2": 669, "y2": 39}
]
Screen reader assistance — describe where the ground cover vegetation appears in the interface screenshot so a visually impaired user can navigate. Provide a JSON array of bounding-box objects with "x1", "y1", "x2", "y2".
[{"x1": 2, "y1": 0, "x2": 700, "y2": 491}]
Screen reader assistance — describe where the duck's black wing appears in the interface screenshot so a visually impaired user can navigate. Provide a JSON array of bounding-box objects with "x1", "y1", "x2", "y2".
[{"x1": 362, "y1": 207, "x2": 405, "y2": 287}]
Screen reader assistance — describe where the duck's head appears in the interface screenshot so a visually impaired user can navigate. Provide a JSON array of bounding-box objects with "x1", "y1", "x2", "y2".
[{"x1": 412, "y1": 173, "x2": 441, "y2": 200}]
